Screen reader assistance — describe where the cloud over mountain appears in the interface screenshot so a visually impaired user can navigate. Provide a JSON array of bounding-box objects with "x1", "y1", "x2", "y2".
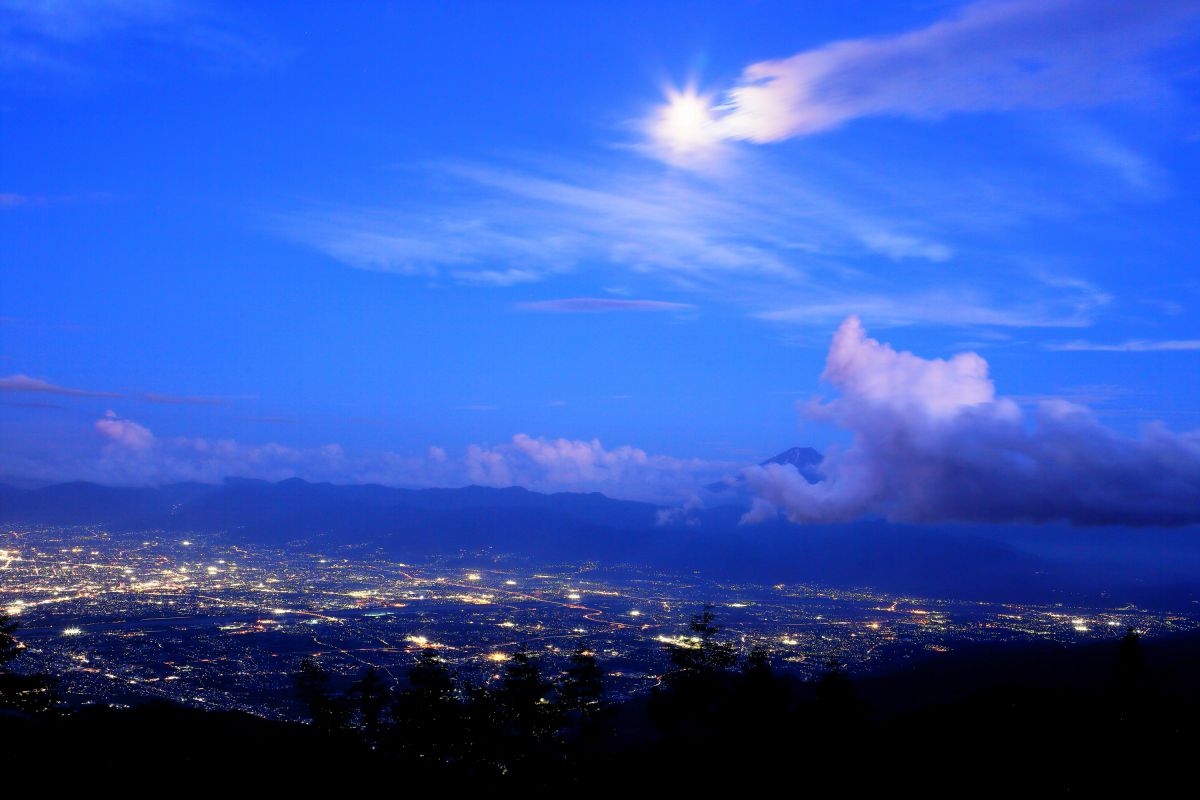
[
  {"x1": 464, "y1": 434, "x2": 728, "y2": 500},
  {"x1": 743, "y1": 316, "x2": 1200, "y2": 526},
  {"x1": 7, "y1": 413, "x2": 730, "y2": 505}
]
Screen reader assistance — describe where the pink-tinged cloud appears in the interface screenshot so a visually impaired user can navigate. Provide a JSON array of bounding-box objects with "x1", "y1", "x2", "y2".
[
  {"x1": 0, "y1": 373, "x2": 120, "y2": 398},
  {"x1": 716, "y1": 0, "x2": 1199, "y2": 142},
  {"x1": 5, "y1": 413, "x2": 730, "y2": 504},
  {"x1": 743, "y1": 317, "x2": 1200, "y2": 526},
  {"x1": 516, "y1": 298, "x2": 696, "y2": 313},
  {"x1": 465, "y1": 434, "x2": 730, "y2": 502},
  {"x1": 95, "y1": 410, "x2": 154, "y2": 450}
]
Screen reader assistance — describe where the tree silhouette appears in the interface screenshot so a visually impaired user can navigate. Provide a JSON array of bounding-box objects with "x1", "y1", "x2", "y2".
[
  {"x1": 0, "y1": 612, "x2": 57, "y2": 713},
  {"x1": 741, "y1": 647, "x2": 772, "y2": 682},
  {"x1": 815, "y1": 656, "x2": 865, "y2": 732},
  {"x1": 463, "y1": 652, "x2": 561, "y2": 777},
  {"x1": 500, "y1": 650, "x2": 555, "y2": 737},
  {"x1": 557, "y1": 643, "x2": 613, "y2": 763},
  {"x1": 739, "y1": 646, "x2": 786, "y2": 715},
  {"x1": 653, "y1": 606, "x2": 739, "y2": 744},
  {"x1": 1115, "y1": 628, "x2": 1145, "y2": 688},
  {"x1": 0, "y1": 613, "x2": 21, "y2": 669},
  {"x1": 559, "y1": 645, "x2": 604, "y2": 714},
  {"x1": 667, "y1": 605, "x2": 738, "y2": 678},
  {"x1": 409, "y1": 647, "x2": 455, "y2": 698},
  {"x1": 348, "y1": 666, "x2": 390, "y2": 743},
  {"x1": 1114, "y1": 627, "x2": 1147, "y2": 722},
  {"x1": 390, "y1": 647, "x2": 462, "y2": 766},
  {"x1": 291, "y1": 657, "x2": 347, "y2": 732}
]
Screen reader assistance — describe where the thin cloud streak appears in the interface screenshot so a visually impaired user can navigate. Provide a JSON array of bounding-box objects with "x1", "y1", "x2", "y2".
[
  {"x1": 754, "y1": 283, "x2": 1108, "y2": 329},
  {"x1": 0, "y1": 374, "x2": 121, "y2": 398},
  {"x1": 141, "y1": 392, "x2": 232, "y2": 405},
  {"x1": 516, "y1": 298, "x2": 696, "y2": 313},
  {"x1": 0, "y1": 0, "x2": 279, "y2": 75},
  {"x1": 1048, "y1": 339, "x2": 1200, "y2": 352}
]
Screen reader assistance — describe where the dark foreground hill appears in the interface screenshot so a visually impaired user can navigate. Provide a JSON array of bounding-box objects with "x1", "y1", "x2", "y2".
[
  {"x1": 2, "y1": 476, "x2": 1199, "y2": 607},
  {"x1": 4, "y1": 627, "x2": 1198, "y2": 793}
]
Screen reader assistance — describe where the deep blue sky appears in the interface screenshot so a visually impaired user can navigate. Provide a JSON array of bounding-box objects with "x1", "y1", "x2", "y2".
[{"x1": 2, "y1": 1, "x2": 1199, "y2": 515}]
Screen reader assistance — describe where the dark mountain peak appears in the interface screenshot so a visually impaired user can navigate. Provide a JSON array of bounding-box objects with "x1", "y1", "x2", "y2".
[
  {"x1": 464, "y1": 484, "x2": 531, "y2": 496},
  {"x1": 222, "y1": 476, "x2": 271, "y2": 488},
  {"x1": 762, "y1": 446, "x2": 823, "y2": 468},
  {"x1": 276, "y1": 477, "x2": 315, "y2": 487},
  {"x1": 705, "y1": 446, "x2": 824, "y2": 493}
]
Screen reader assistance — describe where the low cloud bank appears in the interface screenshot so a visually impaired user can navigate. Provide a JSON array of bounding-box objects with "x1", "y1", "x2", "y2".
[
  {"x1": 464, "y1": 434, "x2": 723, "y2": 500},
  {"x1": 3, "y1": 415, "x2": 729, "y2": 505},
  {"x1": 743, "y1": 317, "x2": 1200, "y2": 526}
]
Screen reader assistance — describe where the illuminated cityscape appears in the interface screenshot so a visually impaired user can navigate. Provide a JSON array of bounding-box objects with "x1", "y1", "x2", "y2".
[{"x1": 5, "y1": 524, "x2": 1195, "y2": 719}]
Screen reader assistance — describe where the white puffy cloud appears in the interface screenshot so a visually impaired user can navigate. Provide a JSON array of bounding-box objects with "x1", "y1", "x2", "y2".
[
  {"x1": 744, "y1": 316, "x2": 1200, "y2": 526},
  {"x1": 465, "y1": 434, "x2": 731, "y2": 502},
  {"x1": 95, "y1": 410, "x2": 154, "y2": 450}
]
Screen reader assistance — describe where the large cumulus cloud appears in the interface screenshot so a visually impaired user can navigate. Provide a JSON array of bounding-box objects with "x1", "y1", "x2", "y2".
[{"x1": 743, "y1": 317, "x2": 1200, "y2": 526}]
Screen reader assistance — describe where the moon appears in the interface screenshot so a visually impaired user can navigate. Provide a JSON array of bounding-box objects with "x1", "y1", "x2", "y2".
[{"x1": 655, "y1": 87, "x2": 719, "y2": 153}]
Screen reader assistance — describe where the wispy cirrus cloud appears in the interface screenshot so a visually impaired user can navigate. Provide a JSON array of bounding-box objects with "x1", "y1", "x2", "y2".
[
  {"x1": 516, "y1": 298, "x2": 695, "y2": 314},
  {"x1": 0, "y1": 0, "x2": 279, "y2": 75},
  {"x1": 713, "y1": 0, "x2": 1199, "y2": 142},
  {"x1": 0, "y1": 191, "x2": 112, "y2": 210},
  {"x1": 285, "y1": 154, "x2": 1091, "y2": 332},
  {"x1": 0, "y1": 374, "x2": 120, "y2": 398},
  {"x1": 1047, "y1": 339, "x2": 1200, "y2": 352},
  {"x1": 141, "y1": 391, "x2": 233, "y2": 405},
  {"x1": 286, "y1": 159, "x2": 807, "y2": 290},
  {"x1": 0, "y1": 193, "x2": 40, "y2": 208},
  {"x1": 755, "y1": 282, "x2": 1110, "y2": 330},
  {"x1": 0, "y1": 374, "x2": 249, "y2": 405},
  {"x1": 1052, "y1": 123, "x2": 1168, "y2": 197},
  {"x1": 283, "y1": 152, "x2": 1123, "y2": 332}
]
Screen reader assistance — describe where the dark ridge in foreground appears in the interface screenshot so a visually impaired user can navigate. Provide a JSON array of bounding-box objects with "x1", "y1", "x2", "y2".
[{"x1": 5, "y1": 622, "x2": 1198, "y2": 792}]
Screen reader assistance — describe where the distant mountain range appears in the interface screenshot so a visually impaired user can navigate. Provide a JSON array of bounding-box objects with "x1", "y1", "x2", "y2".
[{"x1": 2, "y1": 448, "x2": 1198, "y2": 608}]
